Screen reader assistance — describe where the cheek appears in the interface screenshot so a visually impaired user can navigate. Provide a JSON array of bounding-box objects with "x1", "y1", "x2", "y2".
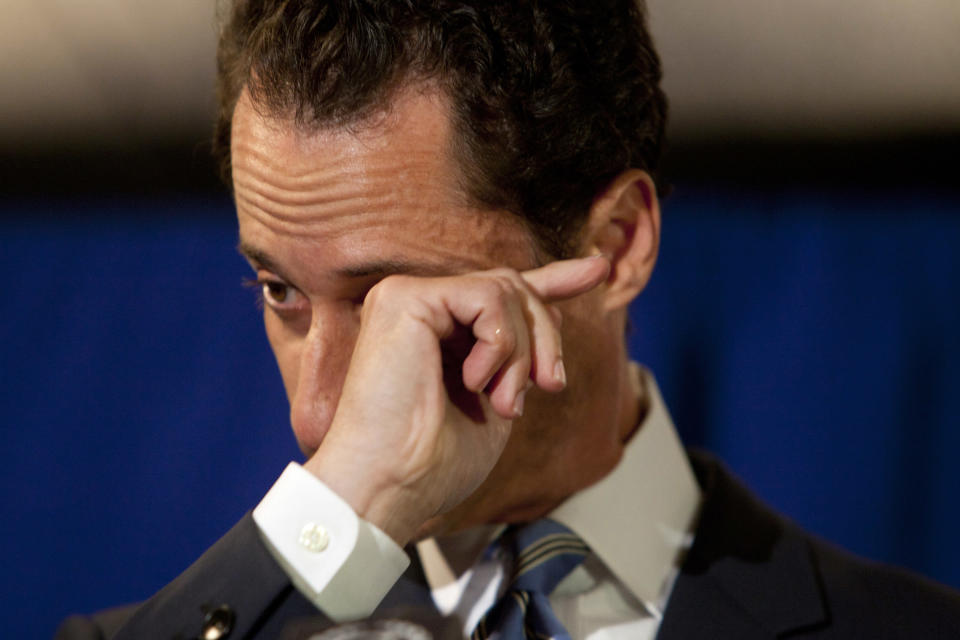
[
  {"x1": 263, "y1": 304, "x2": 364, "y2": 403},
  {"x1": 264, "y1": 311, "x2": 303, "y2": 403},
  {"x1": 556, "y1": 291, "x2": 606, "y2": 353}
]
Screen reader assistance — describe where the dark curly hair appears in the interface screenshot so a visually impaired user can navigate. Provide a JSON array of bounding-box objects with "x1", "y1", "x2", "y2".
[{"x1": 214, "y1": 0, "x2": 667, "y2": 257}]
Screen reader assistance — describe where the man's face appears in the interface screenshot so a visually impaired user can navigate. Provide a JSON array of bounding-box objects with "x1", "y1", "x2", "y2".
[{"x1": 231, "y1": 86, "x2": 626, "y2": 530}]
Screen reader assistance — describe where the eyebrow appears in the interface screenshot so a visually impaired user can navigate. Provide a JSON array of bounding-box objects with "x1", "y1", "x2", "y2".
[
  {"x1": 237, "y1": 242, "x2": 293, "y2": 282},
  {"x1": 237, "y1": 241, "x2": 452, "y2": 281},
  {"x1": 339, "y1": 260, "x2": 449, "y2": 279}
]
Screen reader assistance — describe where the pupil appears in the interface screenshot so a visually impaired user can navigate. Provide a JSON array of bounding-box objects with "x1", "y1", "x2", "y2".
[{"x1": 266, "y1": 282, "x2": 287, "y2": 303}]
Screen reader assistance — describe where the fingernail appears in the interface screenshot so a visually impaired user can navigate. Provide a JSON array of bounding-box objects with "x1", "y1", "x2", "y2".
[
  {"x1": 513, "y1": 391, "x2": 526, "y2": 417},
  {"x1": 554, "y1": 360, "x2": 567, "y2": 386}
]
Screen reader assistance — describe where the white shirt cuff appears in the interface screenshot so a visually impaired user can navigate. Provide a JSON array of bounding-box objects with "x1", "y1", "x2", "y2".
[{"x1": 252, "y1": 462, "x2": 410, "y2": 621}]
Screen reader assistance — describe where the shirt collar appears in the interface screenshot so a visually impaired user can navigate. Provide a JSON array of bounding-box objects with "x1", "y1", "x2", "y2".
[
  {"x1": 418, "y1": 366, "x2": 701, "y2": 609},
  {"x1": 549, "y1": 365, "x2": 701, "y2": 609}
]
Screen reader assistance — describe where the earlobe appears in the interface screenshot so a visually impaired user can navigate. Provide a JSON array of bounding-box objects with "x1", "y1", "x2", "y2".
[{"x1": 584, "y1": 170, "x2": 661, "y2": 311}]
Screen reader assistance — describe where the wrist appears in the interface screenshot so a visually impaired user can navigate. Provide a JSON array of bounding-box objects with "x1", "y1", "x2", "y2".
[
  {"x1": 253, "y1": 463, "x2": 411, "y2": 619},
  {"x1": 304, "y1": 448, "x2": 423, "y2": 546}
]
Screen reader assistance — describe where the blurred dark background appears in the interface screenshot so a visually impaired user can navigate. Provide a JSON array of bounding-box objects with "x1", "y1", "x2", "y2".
[{"x1": 2, "y1": 2, "x2": 959, "y2": 637}]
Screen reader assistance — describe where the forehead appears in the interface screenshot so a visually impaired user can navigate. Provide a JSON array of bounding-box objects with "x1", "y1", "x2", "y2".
[
  {"x1": 230, "y1": 86, "x2": 538, "y2": 278},
  {"x1": 232, "y1": 85, "x2": 458, "y2": 223}
]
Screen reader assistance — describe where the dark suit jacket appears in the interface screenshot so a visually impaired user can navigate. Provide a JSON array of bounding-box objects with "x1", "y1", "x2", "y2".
[{"x1": 56, "y1": 452, "x2": 960, "y2": 639}]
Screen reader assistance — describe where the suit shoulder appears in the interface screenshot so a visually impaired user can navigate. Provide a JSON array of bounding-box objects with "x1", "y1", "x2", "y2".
[
  {"x1": 54, "y1": 604, "x2": 137, "y2": 640},
  {"x1": 684, "y1": 450, "x2": 960, "y2": 639},
  {"x1": 808, "y1": 535, "x2": 960, "y2": 638}
]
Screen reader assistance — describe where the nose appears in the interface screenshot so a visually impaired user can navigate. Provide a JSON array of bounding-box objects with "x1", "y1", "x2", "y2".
[{"x1": 287, "y1": 306, "x2": 359, "y2": 456}]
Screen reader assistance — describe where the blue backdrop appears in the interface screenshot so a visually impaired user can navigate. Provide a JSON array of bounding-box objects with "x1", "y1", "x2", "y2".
[{"x1": 2, "y1": 185, "x2": 958, "y2": 638}]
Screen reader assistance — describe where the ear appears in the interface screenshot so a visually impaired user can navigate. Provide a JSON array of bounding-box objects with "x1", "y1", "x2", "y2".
[{"x1": 583, "y1": 169, "x2": 661, "y2": 311}]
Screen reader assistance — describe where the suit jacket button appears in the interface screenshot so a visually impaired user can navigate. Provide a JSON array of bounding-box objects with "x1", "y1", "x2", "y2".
[{"x1": 199, "y1": 604, "x2": 235, "y2": 639}]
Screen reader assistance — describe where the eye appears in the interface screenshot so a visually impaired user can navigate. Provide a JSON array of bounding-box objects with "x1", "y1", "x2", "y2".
[
  {"x1": 244, "y1": 276, "x2": 307, "y2": 314},
  {"x1": 260, "y1": 279, "x2": 305, "y2": 311},
  {"x1": 263, "y1": 281, "x2": 290, "y2": 304}
]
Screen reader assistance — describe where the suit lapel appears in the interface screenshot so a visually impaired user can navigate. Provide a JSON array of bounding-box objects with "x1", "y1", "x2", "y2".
[
  {"x1": 657, "y1": 452, "x2": 827, "y2": 639},
  {"x1": 376, "y1": 546, "x2": 439, "y2": 613},
  {"x1": 656, "y1": 573, "x2": 771, "y2": 639}
]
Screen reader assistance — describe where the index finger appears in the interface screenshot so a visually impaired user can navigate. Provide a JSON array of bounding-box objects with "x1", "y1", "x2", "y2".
[{"x1": 521, "y1": 254, "x2": 611, "y2": 301}]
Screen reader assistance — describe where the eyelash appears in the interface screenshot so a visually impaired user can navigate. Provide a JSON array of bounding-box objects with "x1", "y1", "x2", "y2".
[
  {"x1": 242, "y1": 277, "x2": 299, "y2": 311},
  {"x1": 241, "y1": 277, "x2": 372, "y2": 312},
  {"x1": 241, "y1": 277, "x2": 264, "y2": 309}
]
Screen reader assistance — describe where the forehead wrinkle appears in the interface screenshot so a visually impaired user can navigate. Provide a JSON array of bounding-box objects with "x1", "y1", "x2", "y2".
[
  {"x1": 232, "y1": 84, "x2": 541, "y2": 271},
  {"x1": 237, "y1": 193, "x2": 396, "y2": 243},
  {"x1": 234, "y1": 141, "x2": 461, "y2": 229},
  {"x1": 233, "y1": 148, "x2": 377, "y2": 212},
  {"x1": 233, "y1": 172, "x2": 391, "y2": 227},
  {"x1": 234, "y1": 169, "x2": 470, "y2": 236},
  {"x1": 233, "y1": 147, "x2": 414, "y2": 230},
  {"x1": 236, "y1": 131, "x2": 369, "y2": 186}
]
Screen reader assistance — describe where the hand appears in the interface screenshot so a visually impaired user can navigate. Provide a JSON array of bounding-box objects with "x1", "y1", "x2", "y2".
[{"x1": 303, "y1": 255, "x2": 610, "y2": 545}]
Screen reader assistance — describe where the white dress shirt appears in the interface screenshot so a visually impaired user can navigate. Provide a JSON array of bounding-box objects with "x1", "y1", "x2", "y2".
[
  {"x1": 418, "y1": 367, "x2": 701, "y2": 638},
  {"x1": 253, "y1": 366, "x2": 701, "y2": 637}
]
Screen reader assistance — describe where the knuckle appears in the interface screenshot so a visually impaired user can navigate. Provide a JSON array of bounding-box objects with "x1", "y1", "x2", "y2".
[
  {"x1": 483, "y1": 316, "x2": 517, "y2": 353},
  {"x1": 475, "y1": 278, "x2": 510, "y2": 304},
  {"x1": 486, "y1": 266, "x2": 519, "y2": 280},
  {"x1": 485, "y1": 273, "x2": 525, "y2": 305},
  {"x1": 361, "y1": 275, "x2": 419, "y2": 323},
  {"x1": 495, "y1": 328, "x2": 518, "y2": 353},
  {"x1": 488, "y1": 268, "x2": 524, "y2": 290},
  {"x1": 365, "y1": 274, "x2": 411, "y2": 304}
]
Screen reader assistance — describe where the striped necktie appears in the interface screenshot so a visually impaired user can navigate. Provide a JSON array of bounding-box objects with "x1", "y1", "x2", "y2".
[{"x1": 471, "y1": 519, "x2": 589, "y2": 640}]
